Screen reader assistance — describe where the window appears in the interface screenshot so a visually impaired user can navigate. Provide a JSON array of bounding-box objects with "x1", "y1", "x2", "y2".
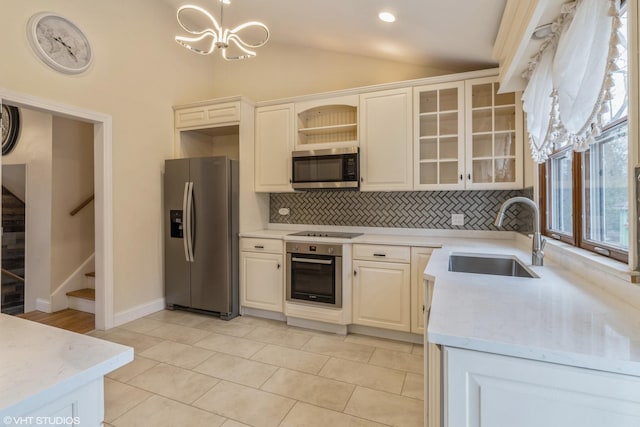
[{"x1": 540, "y1": 6, "x2": 629, "y2": 262}]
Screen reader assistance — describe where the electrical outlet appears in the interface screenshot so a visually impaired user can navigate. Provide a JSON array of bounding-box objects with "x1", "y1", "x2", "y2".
[
  {"x1": 278, "y1": 207, "x2": 290, "y2": 216},
  {"x1": 451, "y1": 213, "x2": 464, "y2": 226}
]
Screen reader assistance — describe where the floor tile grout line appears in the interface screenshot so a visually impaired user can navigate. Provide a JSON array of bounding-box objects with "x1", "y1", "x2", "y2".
[{"x1": 108, "y1": 311, "x2": 424, "y2": 426}]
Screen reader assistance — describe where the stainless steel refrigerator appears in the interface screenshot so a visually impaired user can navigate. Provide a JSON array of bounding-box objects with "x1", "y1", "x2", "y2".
[{"x1": 164, "y1": 156, "x2": 239, "y2": 320}]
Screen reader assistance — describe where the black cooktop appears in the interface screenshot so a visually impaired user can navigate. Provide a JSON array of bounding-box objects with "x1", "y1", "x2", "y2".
[{"x1": 288, "y1": 231, "x2": 363, "y2": 239}]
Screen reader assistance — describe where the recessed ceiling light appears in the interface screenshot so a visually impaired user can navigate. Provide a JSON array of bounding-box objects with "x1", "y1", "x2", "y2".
[{"x1": 378, "y1": 11, "x2": 396, "y2": 23}]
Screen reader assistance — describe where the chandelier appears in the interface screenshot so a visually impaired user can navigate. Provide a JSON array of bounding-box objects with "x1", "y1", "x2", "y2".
[{"x1": 175, "y1": 0, "x2": 270, "y2": 60}]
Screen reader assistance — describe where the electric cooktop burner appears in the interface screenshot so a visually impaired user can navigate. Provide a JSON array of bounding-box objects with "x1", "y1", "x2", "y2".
[{"x1": 288, "y1": 231, "x2": 363, "y2": 239}]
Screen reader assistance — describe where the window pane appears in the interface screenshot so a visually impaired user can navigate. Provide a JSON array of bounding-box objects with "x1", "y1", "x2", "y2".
[
  {"x1": 583, "y1": 123, "x2": 628, "y2": 249},
  {"x1": 548, "y1": 150, "x2": 573, "y2": 235}
]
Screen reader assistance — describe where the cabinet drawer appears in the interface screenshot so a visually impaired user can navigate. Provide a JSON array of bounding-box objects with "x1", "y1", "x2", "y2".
[
  {"x1": 353, "y1": 244, "x2": 410, "y2": 263},
  {"x1": 175, "y1": 102, "x2": 240, "y2": 129},
  {"x1": 240, "y1": 238, "x2": 283, "y2": 254}
]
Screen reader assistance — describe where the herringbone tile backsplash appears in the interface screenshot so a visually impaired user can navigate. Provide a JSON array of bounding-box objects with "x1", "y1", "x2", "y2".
[{"x1": 270, "y1": 189, "x2": 534, "y2": 231}]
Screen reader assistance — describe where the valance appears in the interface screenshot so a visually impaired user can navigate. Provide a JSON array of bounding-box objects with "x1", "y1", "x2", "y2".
[{"x1": 522, "y1": 0, "x2": 622, "y2": 162}]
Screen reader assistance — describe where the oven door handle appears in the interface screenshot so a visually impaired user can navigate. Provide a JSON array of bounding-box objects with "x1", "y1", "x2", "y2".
[{"x1": 291, "y1": 257, "x2": 333, "y2": 265}]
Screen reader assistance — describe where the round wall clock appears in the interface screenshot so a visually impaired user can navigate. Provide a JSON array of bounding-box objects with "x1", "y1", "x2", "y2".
[
  {"x1": 1, "y1": 105, "x2": 21, "y2": 156},
  {"x1": 27, "y1": 13, "x2": 93, "y2": 74}
]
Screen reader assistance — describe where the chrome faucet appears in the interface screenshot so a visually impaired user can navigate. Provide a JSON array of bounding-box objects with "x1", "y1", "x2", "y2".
[{"x1": 494, "y1": 196, "x2": 546, "y2": 266}]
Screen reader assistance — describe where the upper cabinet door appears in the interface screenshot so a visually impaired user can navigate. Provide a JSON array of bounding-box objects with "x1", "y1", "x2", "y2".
[
  {"x1": 175, "y1": 101, "x2": 241, "y2": 130},
  {"x1": 465, "y1": 76, "x2": 523, "y2": 190},
  {"x1": 413, "y1": 82, "x2": 465, "y2": 190},
  {"x1": 360, "y1": 88, "x2": 413, "y2": 192},
  {"x1": 255, "y1": 104, "x2": 295, "y2": 192}
]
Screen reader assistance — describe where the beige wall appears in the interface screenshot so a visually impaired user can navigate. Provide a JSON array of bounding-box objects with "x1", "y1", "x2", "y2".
[
  {"x1": 0, "y1": 0, "x2": 458, "y2": 317},
  {"x1": 3, "y1": 109, "x2": 53, "y2": 312},
  {"x1": 51, "y1": 117, "x2": 95, "y2": 290}
]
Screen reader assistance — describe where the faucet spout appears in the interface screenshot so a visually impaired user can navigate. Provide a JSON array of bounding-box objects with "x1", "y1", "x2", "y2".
[{"x1": 494, "y1": 197, "x2": 545, "y2": 266}]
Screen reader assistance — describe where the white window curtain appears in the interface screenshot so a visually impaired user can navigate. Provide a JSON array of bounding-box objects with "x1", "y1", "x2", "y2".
[
  {"x1": 522, "y1": 43, "x2": 555, "y2": 163},
  {"x1": 522, "y1": 0, "x2": 622, "y2": 162}
]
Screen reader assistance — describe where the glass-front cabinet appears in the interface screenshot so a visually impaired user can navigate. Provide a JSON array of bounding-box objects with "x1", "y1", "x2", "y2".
[
  {"x1": 465, "y1": 76, "x2": 523, "y2": 189},
  {"x1": 413, "y1": 82, "x2": 465, "y2": 190}
]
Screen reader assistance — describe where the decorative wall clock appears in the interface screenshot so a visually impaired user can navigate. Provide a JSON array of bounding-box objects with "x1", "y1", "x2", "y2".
[
  {"x1": 1, "y1": 105, "x2": 21, "y2": 156},
  {"x1": 27, "y1": 13, "x2": 93, "y2": 74}
]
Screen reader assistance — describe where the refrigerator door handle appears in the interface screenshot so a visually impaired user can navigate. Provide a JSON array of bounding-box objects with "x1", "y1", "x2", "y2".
[
  {"x1": 185, "y1": 182, "x2": 195, "y2": 262},
  {"x1": 182, "y1": 182, "x2": 191, "y2": 262}
]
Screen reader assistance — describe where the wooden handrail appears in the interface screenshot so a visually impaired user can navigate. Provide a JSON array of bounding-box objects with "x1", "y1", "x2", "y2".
[
  {"x1": 1, "y1": 268, "x2": 24, "y2": 283},
  {"x1": 70, "y1": 194, "x2": 94, "y2": 216},
  {"x1": 2, "y1": 186, "x2": 25, "y2": 204}
]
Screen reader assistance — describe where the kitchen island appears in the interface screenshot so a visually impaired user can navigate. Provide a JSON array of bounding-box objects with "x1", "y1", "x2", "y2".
[{"x1": 0, "y1": 314, "x2": 133, "y2": 427}]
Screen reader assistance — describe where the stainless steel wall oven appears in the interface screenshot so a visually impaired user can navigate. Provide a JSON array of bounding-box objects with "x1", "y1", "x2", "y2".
[{"x1": 286, "y1": 242, "x2": 342, "y2": 308}]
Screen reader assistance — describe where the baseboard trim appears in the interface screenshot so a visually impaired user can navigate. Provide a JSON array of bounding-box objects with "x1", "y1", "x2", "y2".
[
  {"x1": 113, "y1": 298, "x2": 165, "y2": 328},
  {"x1": 241, "y1": 306, "x2": 287, "y2": 322},
  {"x1": 287, "y1": 316, "x2": 348, "y2": 335},
  {"x1": 35, "y1": 298, "x2": 51, "y2": 313},
  {"x1": 348, "y1": 324, "x2": 424, "y2": 344}
]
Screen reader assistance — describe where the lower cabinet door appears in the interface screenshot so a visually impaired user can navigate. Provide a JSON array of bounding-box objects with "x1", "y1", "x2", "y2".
[
  {"x1": 240, "y1": 251, "x2": 284, "y2": 313},
  {"x1": 352, "y1": 260, "x2": 411, "y2": 332},
  {"x1": 411, "y1": 248, "x2": 432, "y2": 334},
  {"x1": 445, "y1": 347, "x2": 640, "y2": 427}
]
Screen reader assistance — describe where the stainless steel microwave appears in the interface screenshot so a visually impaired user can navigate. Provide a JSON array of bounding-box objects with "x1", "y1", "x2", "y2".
[{"x1": 291, "y1": 147, "x2": 359, "y2": 190}]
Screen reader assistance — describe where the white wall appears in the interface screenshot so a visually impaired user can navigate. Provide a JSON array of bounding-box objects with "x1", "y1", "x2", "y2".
[
  {"x1": 3, "y1": 109, "x2": 53, "y2": 312},
  {"x1": 0, "y1": 0, "x2": 460, "y2": 318},
  {"x1": 51, "y1": 116, "x2": 95, "y2": 291}
]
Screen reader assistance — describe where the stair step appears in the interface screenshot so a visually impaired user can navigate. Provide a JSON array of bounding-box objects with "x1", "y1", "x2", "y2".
[
  {"x1": 66, "y1": 288, "x2": 95, "y2": 301},
  {"x1": 85, "y1": 272, "x2": 95, "y2": 278}
]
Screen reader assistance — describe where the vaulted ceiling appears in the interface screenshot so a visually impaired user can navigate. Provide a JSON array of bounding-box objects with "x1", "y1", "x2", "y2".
[{"x1": 161, "y1": 0, "x2": 508, "y2": 69}]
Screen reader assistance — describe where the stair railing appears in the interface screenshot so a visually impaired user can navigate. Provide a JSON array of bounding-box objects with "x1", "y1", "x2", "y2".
[
  {"x1": 69, "y1": 194, "x2": 94, "y2": 216},
  {"x1": 2, "y1": 268, "x2": 25, "y2": 283}
]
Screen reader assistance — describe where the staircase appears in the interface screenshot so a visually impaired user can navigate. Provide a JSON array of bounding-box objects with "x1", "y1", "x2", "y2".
[
  {"x1": 1, "y1": 187, "x2": 25, "y2": 315},
  {"x1": 66, "y1": 272, "x2": 95, "y2": 314}
]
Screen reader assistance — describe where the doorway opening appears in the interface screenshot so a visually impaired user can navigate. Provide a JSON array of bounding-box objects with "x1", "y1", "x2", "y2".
[{"x1": 0, "y1": 90, "x2": 113, "y2": 330}]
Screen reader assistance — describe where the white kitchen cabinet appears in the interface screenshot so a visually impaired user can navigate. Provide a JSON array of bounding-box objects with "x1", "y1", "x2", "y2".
[
  {"x1": 255, "y1": 104, "x2": 294, "y2": 192},
  {"x1": 174, "y1": 101, "x2": 240, "y2": 130},
  {"x1": 353, "y1": 244, "x2": 411, "y2": 332},
  {"x1": 295, "y1": 95, "x2": 359, "y2": 150},
  {"x1": 359, "y1": 88, "x2": 413, "y2": 191},
  {"x1": 444, "y1": 346, "x2": 640, "y2": 427},
  {"x1": 413, "y1": 76, "x2": 523, "y2": 191},
  {"x1": 464, "y1": 76, "x2": 523, "y2": 189},
  {"x1": 423, "y1": 275, "x2": 442, "y2": 427},
  {"x1": 410, "y1": 247, "x2": 432, "y2": 334},
  {"x1": 240, "y1": 238, "x2": 284, "y2": 313},
  {"x1": 413, "y1": 82, "x2": 465, "y2": 190}
]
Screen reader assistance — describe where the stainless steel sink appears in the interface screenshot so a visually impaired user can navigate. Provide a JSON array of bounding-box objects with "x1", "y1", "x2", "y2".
[{"x1": 448, "y1": 252, "x2": 538, "y2": 278}]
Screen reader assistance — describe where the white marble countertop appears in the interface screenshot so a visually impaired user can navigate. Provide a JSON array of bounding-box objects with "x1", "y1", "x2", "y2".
[
  {"x1": 0, "y1": 314, "x2": 133, "y2": 417},
  {"x1": 426, "y1": 239, "x2": 640, "y2": 377},
  {"x1": 239, "y1": 227, "x2": 513, "y2": 247}
]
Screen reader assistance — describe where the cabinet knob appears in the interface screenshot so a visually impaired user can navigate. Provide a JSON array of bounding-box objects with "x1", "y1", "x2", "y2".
[
  {"x1": 459, "y1": 174, "x2": 463, "y2": 181},
  {"x1": 277, "y1": 263, "x2": 281, "y2": 269},
  {"x1": 467, "y1": 174, "x2": 471, "y2": 180},
  {"x1": 360, "y1": 177, "x2": 364, "y2": 183},
  {"x1": 354, "y1": 270, "x2": 357, "y2": 276},
  {"x1": 254, "y1": 245, "x2": 264, "y2": 249}
]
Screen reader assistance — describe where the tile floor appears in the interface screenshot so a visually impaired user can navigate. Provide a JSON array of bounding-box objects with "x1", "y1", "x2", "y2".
[{"x1": 90, "y1": 310, "x2": 424, "y2": 427}]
